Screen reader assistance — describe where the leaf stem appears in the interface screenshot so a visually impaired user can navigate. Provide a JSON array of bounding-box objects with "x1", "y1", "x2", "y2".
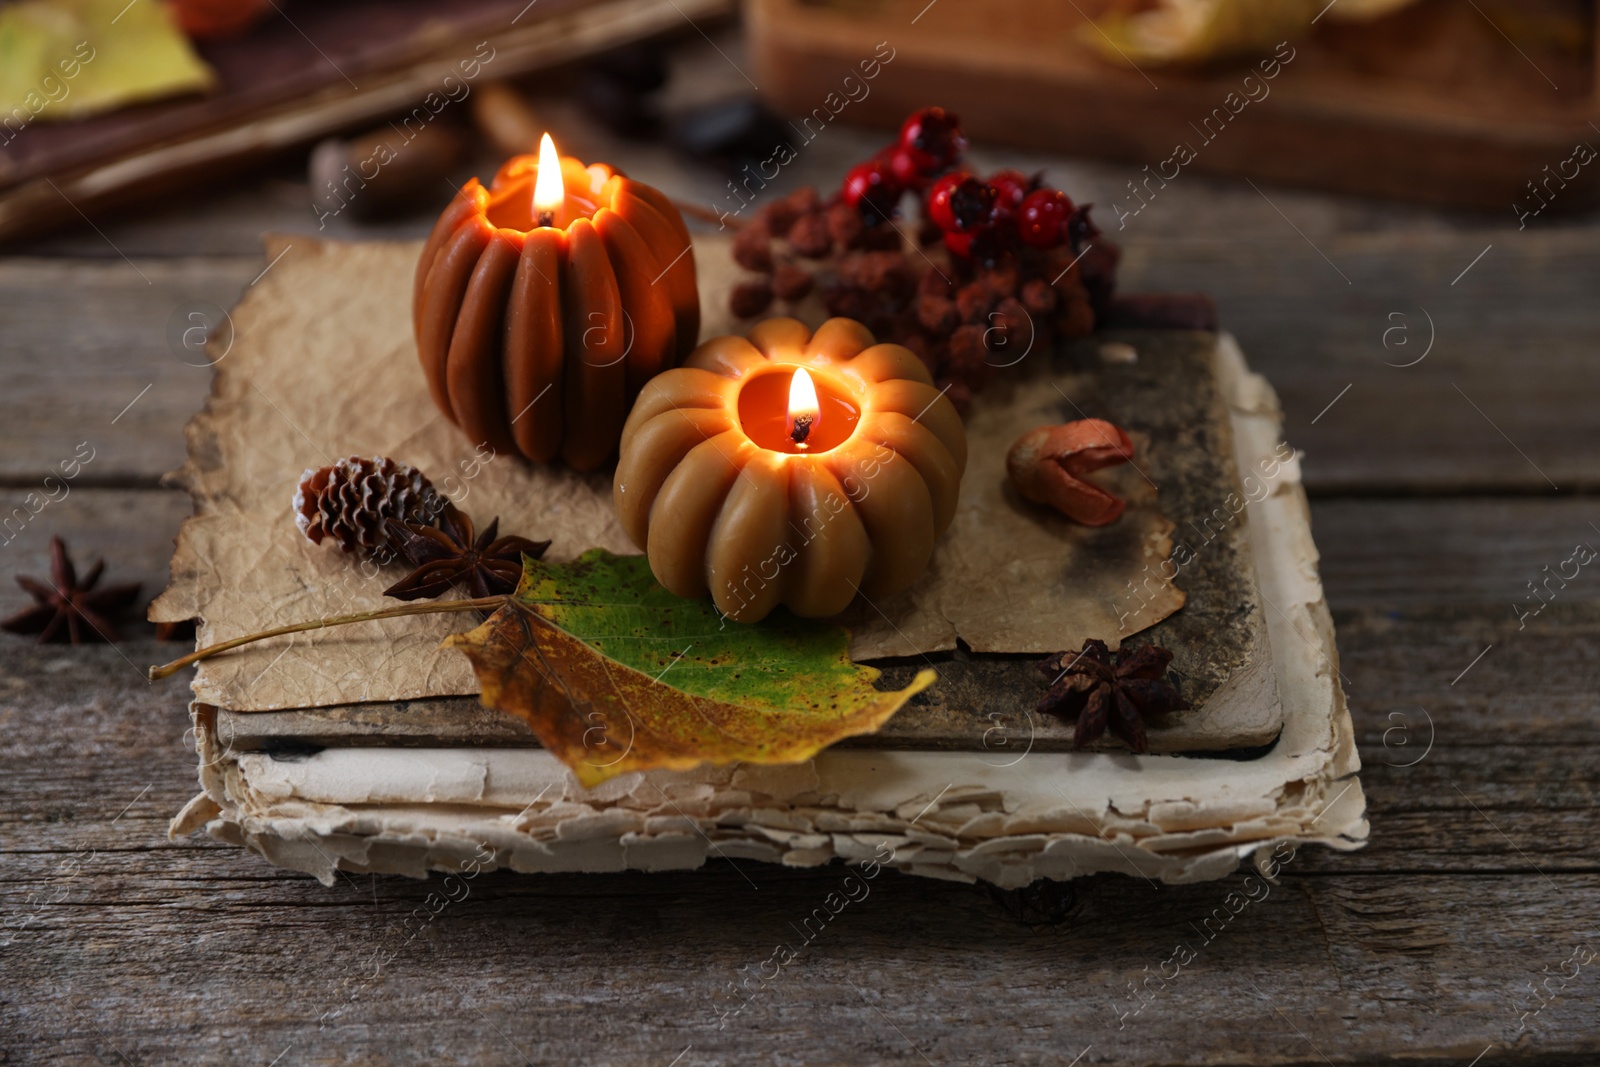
[{"x1": 147, "y1": 596, "x2": 507, "y2": 681}]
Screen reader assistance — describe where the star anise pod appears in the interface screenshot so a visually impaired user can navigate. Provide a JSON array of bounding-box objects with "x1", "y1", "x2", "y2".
[
  {"x1": 1036, "y1": 639, "x2": 1190, "y2": 754},
  {"x1": 382, "y1": 507, "x2": 549, "y2": 602},
  {"x1": 2, "y1": 536, "x2": 141, "y2": 644}
]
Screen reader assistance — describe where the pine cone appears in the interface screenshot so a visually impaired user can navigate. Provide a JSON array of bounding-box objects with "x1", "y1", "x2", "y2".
[{"x1": 294, "y1": 456, "x2": 446, "y2": 559}]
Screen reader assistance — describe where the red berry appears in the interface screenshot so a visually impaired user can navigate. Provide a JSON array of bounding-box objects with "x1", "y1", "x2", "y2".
[
  {"x1": 928, "y1": 173, "x2": 995, "y2": 234},
  {"x1": 1019, "y1": 188, "x2": 1073, "y2": 248},
  {"x1": 886, "y1": 144, "x2": 933, "y2": 189},
  {"x1": 925, "y1": 171, "x2": 968, "y2": 231},
  {"x1": 842, "y1": 159, "x2": 901, "y2": 216},
  {"x1": 898, "y1": 106, "x2": 967, "y2": 173},
  {"x1": 942, "y1": 228, "x2": 976, "y2": 258},
  {"x1": 989, "y1": 170, "x2": 1032, "y2": 213}
]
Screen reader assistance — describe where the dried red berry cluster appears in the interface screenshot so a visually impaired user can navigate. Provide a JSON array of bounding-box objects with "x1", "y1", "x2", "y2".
[
  {"x1": 727, "y1": 108, "x2": 1119, "y2": 414},
  {"x1": 926, "y1": 168, "x2": 1096, "y2": 263},
  {"x1": 840, "y1": 107, "x2": 1100, "y2": 268},
  {"x1": 840, "y1": 106, "x2": 967, "y2": 218}
]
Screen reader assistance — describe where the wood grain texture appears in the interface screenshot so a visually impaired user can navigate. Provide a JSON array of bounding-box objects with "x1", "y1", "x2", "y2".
[
  {"x1": 0, "y1": 258, "x2": 259, "y2": 486},
  {"x1": 0, "y1": 490, "x2": 194, "y2": 621},
  {"x1": 4, "y1": 46, "x2": 1599, "y2": 1059}
]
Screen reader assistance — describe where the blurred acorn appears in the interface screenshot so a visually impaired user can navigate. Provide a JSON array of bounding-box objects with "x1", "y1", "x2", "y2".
[{"x1": 309, "y1": 120, "x2": 468, "y2": 224}]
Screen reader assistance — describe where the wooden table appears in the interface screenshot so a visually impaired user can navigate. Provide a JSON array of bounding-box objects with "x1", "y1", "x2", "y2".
[{"x1": 4, "y1": 45, "x2": 1598, "y2": 1065}]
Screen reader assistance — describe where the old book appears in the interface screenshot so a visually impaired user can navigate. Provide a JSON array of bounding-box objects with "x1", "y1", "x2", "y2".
[{"x1": 158, "y1": 234, "x2": 1366, "y2": 885}]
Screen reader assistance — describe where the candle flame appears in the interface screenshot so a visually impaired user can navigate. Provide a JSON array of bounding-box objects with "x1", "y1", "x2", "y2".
[
  {"x1": 533, "y1": 132, "x2": 564, "y2": 223},
  {"x1": 787, "y1": 367, "x2": 819, "y2": 447}
]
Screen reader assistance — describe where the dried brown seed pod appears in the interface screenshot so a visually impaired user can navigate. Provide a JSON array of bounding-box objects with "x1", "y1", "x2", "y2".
[
  {"x1": 762, "y1": 198, "x2": 800, "y2": 238},
  {"x1": 820, "y1": 282, "x2": 874, "y2": 321},
  {"x1": 955, "y1": 281, "x2": 992, "y2": 324},
  {"x1": 982, "y1": 263, "x2": 1020, "y2": 299},
  {"x1": 788, "y1": 211, "x2": 832, "y2": 258},
  {"x1": 1036, "y1": 638, "x2": 1189, "y2": 753},
  {"x1": 917, "y1": 293, "x2": 959, "y2": 334},
  {"x1": 838, "y1": 251, "x2": 915, "y2": 298},
  {"x1": 826, "y1": 201, "x2": 865, "y2": 250},
  {"x1": 919, "y1": 265, "x2": 954, "y2": 299},
  {"x1": 988, "y1": 297, "x2": 1031, "y2": 352},
  {"x1": 732, "y1": 221, "x2": 775, "y2": 273},
  {"x1": 1021, "y1": 277, "x2": 1058, "y2": 316},
  {"x1": 785, "y1": 186, "x2": 822, "y2": 216},
  {"x1": 771, "y1": 262, "x2": 814, "y2": 302},
  {"x1": 1006, "y1": 419, "x2": 1134, "y2": 526},
  {"x1": 947, "y1": 324, "x2": 991, "y2": 387},
  {"x1": 730, "y1": 278, "x2": 775, "y2": 318}
]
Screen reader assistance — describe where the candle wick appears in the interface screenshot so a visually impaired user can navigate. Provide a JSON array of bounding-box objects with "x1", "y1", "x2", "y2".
[
  {"x1": 789, "y1": 413, "x2": 814, "y2": 446},
  {"x1": 537, "y1": 210, "x2": 555, "y2": 228}
]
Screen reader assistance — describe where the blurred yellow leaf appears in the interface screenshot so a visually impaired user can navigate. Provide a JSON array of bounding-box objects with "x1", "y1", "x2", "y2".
[
  {"x1": 0, "y1": 0, "x2": 214, "y2": 126},
  {"x1": 1081, "y1": 0, "x2": 1315, "y2": 66}
]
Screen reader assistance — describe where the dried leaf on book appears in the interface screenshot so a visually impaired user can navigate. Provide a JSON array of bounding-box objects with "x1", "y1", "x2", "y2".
[{"x1": 447, "y1": 550, "x2": 935, "y2": 787}]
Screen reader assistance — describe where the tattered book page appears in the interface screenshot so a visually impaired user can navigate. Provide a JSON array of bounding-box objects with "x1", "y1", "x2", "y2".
[
  {"x1": 155, "y1": 234, "x2": 1182, "y2": 711},
  {"x1": 838, "y1": 399, "x2": 1178, "y2": 658}
]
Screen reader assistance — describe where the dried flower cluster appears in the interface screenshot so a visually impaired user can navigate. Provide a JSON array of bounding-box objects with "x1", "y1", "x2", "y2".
[{"x1": 731, "y1": 190, "x2": 1116, "y2": 415}]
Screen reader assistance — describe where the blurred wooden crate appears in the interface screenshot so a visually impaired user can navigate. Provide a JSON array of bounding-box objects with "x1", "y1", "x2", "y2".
[{"x1": 748, "y1": 0, "x2": 1600, "y2": 212}]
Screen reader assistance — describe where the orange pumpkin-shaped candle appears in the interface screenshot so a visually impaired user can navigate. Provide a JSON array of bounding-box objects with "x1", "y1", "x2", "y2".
[
  {"x1": 614, "y1": 317, "x2": 967, "y2": 623},
  {"x1": 414, "y1": 134, "x2": 700, "y2": 472}
]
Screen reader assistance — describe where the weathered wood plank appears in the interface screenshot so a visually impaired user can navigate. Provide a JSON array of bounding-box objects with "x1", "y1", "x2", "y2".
[
  {"x1": 0, "y1": 489, "x2": 194, "y2": 630},
  {"x1": 1314, "y1": 498, "x2": 1600, "y2": 610},
  {"x1": 4, "y1": 848, "x2": 1597, "y2": 1066},
  {"x1": 0, "y1": 258, "x2": 259, "y2": 485}
]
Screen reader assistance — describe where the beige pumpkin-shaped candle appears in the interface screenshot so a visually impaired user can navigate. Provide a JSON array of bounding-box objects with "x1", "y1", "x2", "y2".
[
  {"x1": 614, "y1": 317, "x2": 967, "y2": 622},
  {"x1": 414, "y1": 134, "x2": 699, "y2": 472}
]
